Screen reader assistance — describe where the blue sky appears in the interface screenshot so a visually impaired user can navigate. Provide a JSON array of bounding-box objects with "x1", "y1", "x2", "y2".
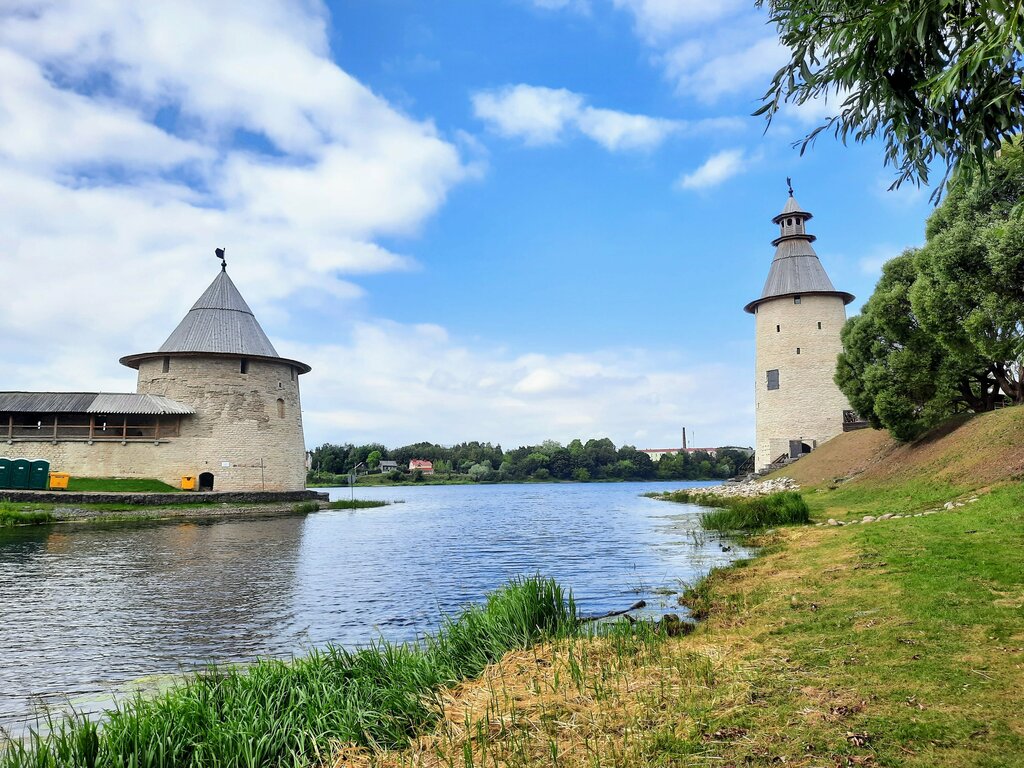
[{"x1": 0, "y1": 0, "x2": 934, "y2": 450}]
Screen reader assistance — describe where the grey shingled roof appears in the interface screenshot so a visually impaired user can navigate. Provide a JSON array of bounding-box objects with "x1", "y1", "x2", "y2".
[
  {"x1": 774, "y1": 195, "x2": 812, "y2": 220},
  {"x1": 157, "y1": 271, "x2": 279, "y2": 358},
  {"x1": 0, "y1": 392, "x2": 194, "y2": 415},
  {"x1": 745, "y1": 195, "x2": 854, "y2": 313},
  {"x1": 121, "y1": 269, "x2": 311, "y2": 373}
]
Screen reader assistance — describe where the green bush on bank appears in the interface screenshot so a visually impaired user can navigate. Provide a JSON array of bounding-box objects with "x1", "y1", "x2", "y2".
[
  {"x1": 326, "y1": 499, "x2": 390, "y2": 510},
  {"x1": 0, "y1": 502, "x2": 55, "y2": 527},
  {"x1": 653, "y1": 490, "x2": 810, "y2": 532},
  {"x1": 0, "y1": 576, "x2": 578, "y2": 768}
]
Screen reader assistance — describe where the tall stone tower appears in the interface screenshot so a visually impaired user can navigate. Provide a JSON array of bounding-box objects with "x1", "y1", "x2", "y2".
[
  {"x1": 744, "y1": 189, "x2": 854, "y2": 471},
  {"x1": 120, "y1": 263, "x2": 311, "y2": 491}
]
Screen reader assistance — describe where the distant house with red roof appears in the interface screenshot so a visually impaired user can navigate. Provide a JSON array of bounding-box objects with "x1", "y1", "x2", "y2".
[{"x1": 409, "y1": 459, "x2": 434, "y2": 474}]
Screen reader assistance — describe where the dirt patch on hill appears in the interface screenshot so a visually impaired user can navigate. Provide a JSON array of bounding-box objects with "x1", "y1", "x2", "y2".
[{"x1": 771, "y1": 407, "x2": 1024, "y2": 489}]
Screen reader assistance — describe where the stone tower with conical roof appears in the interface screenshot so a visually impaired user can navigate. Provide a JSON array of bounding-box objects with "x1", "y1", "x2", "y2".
[
  {"x1": 120, "y1": 265, "x2": 310, "y2": 491},
  {"x1": 745, "y1": 190, "x2": 854, "y2": 471}
]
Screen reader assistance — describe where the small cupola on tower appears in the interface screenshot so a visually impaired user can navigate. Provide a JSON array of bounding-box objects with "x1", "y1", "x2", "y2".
[{"x1": 744, "y1": 183, "x2": 854, "y2": 314}]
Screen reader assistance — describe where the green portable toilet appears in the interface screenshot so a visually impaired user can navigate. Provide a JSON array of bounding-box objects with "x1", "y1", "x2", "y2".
[
  {"x1": 29, "y1": 460, "x2": 50, "y2": 490},
  {"x1": 10, "y1": 459, "x2": 30, "y2": 490},
  {"x1": 0, "y1": 458, "x2": 11, "y2": 490}
]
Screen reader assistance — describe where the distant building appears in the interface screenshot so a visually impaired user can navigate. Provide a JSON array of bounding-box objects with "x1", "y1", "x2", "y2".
[
  {"x1": 745, "y1": 189, "x2": 859, "y2": 471},
  {"x1": 639, "y1": 447, "x2": 718, "y2": 461},
  {"x1": 379, "y1": 460, "x2": 399, "y2": 472},
  {"x1": 0, "y1": 262, "x2": 310, "y2": 491},
  {"x1": 409, "y1": 459, "x2": 434, "y2": 474}
]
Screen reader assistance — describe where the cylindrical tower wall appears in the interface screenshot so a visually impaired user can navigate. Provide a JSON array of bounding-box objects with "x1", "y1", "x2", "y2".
[
  {"x1": 135, "y1": 356, "x2": 306, "y2": 491},
  {"x1": 754, "y1": 294, "x2": 850, "y2": 469}
]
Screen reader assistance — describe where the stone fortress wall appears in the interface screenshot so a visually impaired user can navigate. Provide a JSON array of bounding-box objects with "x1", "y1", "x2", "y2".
[
  {"x1": 754, "y1": 293, "x2": 851, "y2": 469},
  {"x1": 5, "y1": 357, "x2": 307, "y2": 492}
]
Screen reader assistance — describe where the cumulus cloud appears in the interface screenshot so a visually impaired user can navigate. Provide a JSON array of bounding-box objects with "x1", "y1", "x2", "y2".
[
  {"x1": 0, "y1": 0, "x2": 471, "y2": 369},
  {"x1": 471, "y1": 84, "x2": 731, "y2": 150},
  {"x1": 677, "y1": 148, "x2": 745, "y2": 190},
  {"x1": 473, "y1": 85, "x2": 586, "y2": 146},
  {"x1": 610, "y1": 0, "x2": 747, "y2": 43},
  {"x1": 293, "y1": 322, "x2": 752, "y2": 449},
  {"x1": 664, "y1": 34, "x2": 788, "y2": 103}
]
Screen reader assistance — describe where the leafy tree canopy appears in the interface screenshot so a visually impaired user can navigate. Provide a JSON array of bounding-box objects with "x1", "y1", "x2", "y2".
[
  {"x1": 757, "y1": 0, "x2": 1024, "y2": 193},
  {"x1": 307, "y1": 438, "x2": 753, "y2": 483},
  {"x1": 836, "y1": 140, "x2": 1024, "y2": 439}
]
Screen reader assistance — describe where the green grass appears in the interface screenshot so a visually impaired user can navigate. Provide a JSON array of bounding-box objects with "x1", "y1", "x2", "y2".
[
  {"x1": 392, "y1": 482, "x2": 1024, "y2": 768},
  {"x1": 64, "y1": 477, "x2": 180, "y2": 493},
  {"x1": 653, "y1": 490, "x2": 811, "y2": 531},
  {"x1": 0, "y1": 501, "x2": 55, "y2": 527},
  {"x1": 291, "y1": 500, "x2": 321, "y2": 513},
  {"x1": 0, "y1": 576, "x2": 579, "y2": 768},
  {"x1": 326, "y1": 498, "x2": 391, "y2": 510}
]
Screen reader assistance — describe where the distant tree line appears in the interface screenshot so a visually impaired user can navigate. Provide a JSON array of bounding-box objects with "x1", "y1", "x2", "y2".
[
  {"x1": 307, "y1": 438, "x2": 752, "y2": 483},
  {"x1": 836, "y1": 140, "x2": 1024, "y2": 441}
]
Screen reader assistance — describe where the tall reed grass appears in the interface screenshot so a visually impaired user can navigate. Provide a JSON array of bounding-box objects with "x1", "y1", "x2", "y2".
[
  {"x1": 651, "y1": 490, "x2": 810, "y2": 531},
  {"x1": 0, "y1": 577, "x2": 576, "y2": 768}
]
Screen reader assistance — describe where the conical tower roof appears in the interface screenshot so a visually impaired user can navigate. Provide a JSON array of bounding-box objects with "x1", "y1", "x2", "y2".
[
  {"x1": 744, "y1": 192, "x2": 853, "y2": 314},
  {"x1": 121, "y1": 267, "x2": 311, "y2": 373}
]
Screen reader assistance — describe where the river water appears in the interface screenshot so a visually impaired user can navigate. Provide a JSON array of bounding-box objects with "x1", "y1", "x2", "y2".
[{"x1": 0, "y1": 481, "x2": 740, "y2": 733}]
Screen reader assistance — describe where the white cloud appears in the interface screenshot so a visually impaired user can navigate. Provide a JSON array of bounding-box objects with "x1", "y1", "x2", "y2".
[
  {"x1": 575, "y1": 107, "x2": 680, "y2": 150},
  {"x1": 611, "y1": 0, "x2": 746, "y2": 43},
  {"x1": 0, "y1": 0, "x2": 472, "y2": 369},
  {"x1": 677, "y1": 148, "x2": 745, "y2": 190},
  {"x1": 472, "y1": 85, "x2": 585, "y2": 146},
  {"x1": 292, "y1": 322, "x2": 752, "y2": 449},
  {"x1": 470, "y1": 83, "x2": 727, "y2": 151},
  {"x1": 664, "y1": 33, "x2": 788, "y2": 103}
]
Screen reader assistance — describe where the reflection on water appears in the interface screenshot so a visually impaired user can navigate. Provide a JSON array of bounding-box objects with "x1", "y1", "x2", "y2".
[{"x1": 0, "y1": 481, "x2": 740, "y2": 731}]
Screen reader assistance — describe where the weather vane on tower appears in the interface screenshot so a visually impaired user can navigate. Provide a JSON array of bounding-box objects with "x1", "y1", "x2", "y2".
[
  {"x1": 215, "y1": 247, "x2": 227, "y2": 271},
  {"x1": 786, "y1": 176, "x2": 794, "y2": 197}
]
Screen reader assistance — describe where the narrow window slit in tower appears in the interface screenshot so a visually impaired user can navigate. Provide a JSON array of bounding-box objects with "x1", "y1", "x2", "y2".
[
  {"x1": 776, "y1": 324, "x2": 780, "y2": 333},
  {"x1": 796, "y1": 348, "x2": 801, "y2": 355},
  {"x1": 240, "y1": 359, "x2": 249, "y2": 374},
  {"x1": 794, "y1": 296, "x2": 801, "y2": 304},
  {"x1": 277, "y1": 398, "x2": 285, "y2": 419},
  {"x1": 767, "y1": 369, "x2": 780, "y2": 390},
  {"x1": 162, "y1": 357, "x2": 170, "y2": 373},
  {"x1": 817, "y1": 322, "x2": 822, "y2": 330}
]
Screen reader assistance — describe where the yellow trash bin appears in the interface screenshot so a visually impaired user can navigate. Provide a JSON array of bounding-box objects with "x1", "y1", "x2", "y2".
[
  {"x1": 49, "y1": 472, "x2": 70, "y2": 490},
  {"x1": 181, "y1": 475, "x2": 197, "y2": 491}
]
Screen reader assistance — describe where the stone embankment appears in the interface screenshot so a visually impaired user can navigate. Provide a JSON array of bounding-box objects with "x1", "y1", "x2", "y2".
[
  {"x1": 697, "y1": 476, "x2": 800, "y2": 499},
  {"x1": 0, "y1": 489, "x2": 327, "y2": 505},
  {"x1": 819, "y1": 496, "x2": 981, "y2": 527}
]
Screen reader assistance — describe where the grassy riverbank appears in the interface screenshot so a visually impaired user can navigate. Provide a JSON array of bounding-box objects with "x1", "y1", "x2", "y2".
[
  {"x1": 0, "y1": 577, "x2": 579, "y2": 768},
  {"x1": 0, "y1": 502, "x2": 56, "y2": 527},
  {"x1": 342, "y1": 414, "x2": 1024, "y2": 767}
]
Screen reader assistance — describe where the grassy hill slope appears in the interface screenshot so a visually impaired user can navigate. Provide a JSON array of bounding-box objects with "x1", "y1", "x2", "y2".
[{"x1": 772, "y1": 407, "x2": 1024, "y2": 491}]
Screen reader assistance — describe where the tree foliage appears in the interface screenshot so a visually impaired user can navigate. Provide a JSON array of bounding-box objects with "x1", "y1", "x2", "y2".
[
  {"x1": 756, "y1": 0, "x2": 1024, "y2": 193},
  {"x1": 307, "y1": 438, "x2": 751, "y2": 483},
  {"x1": 836, "y1": 141, "x2": 1024, "y2": 439}
]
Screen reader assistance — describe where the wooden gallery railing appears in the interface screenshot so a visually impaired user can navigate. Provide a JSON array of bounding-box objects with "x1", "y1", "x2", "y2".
[{"x1": 4, "y1": 414, "x2": 181, "y2": 442}]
